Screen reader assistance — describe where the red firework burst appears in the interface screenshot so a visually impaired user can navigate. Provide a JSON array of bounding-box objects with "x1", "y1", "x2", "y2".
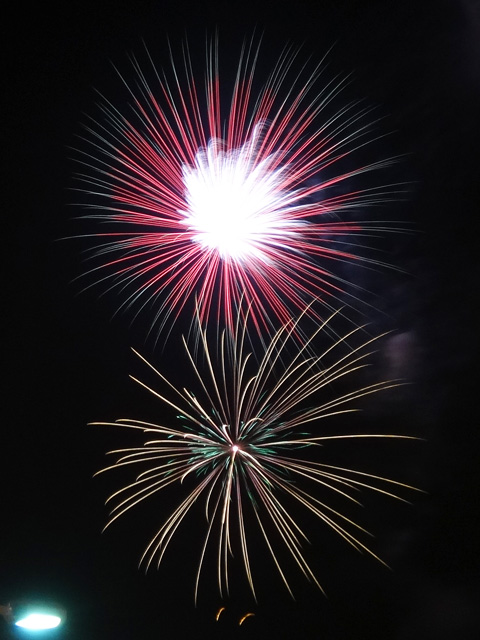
[{"x1": 75, "y1": 36, "x2": 399, "y2": 339}]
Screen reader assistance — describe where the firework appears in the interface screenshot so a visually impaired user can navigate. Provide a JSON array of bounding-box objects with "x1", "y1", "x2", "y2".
[
  {"x1": 93, "y1": 311, "x2": 419, "y2": 601},
  {"x1": 75, "y1": 36, "x2": 401, "y2": 340}
]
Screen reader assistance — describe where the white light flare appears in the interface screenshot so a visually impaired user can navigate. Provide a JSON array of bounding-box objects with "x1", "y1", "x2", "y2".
[
  {"x1": 180, "y1": 126, "x2": 304, "y2": 263},
  {"x1": 15, "y1": 613, "x2": 62, "y2": 630}
]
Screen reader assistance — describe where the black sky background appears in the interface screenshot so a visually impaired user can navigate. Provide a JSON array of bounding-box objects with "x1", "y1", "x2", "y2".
[{"x1": 2, "y1": 1, "x2": 479, "y2": 638}]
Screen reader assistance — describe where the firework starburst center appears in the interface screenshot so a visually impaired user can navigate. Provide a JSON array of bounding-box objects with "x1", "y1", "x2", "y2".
[{"x1": 180, "y1": 126, "x2": 301, "y2": 263}]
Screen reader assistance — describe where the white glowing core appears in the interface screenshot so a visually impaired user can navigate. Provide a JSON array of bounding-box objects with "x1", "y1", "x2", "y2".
[
  {"x1": 232, "y1": 445, "x2": 239, "y2": 453},
  {"x1": 15, "y1": 613, "x2": 62, "y2": 630},
  {"x1": 180, "y1": 126, "x2": 301, "y2": 262}
]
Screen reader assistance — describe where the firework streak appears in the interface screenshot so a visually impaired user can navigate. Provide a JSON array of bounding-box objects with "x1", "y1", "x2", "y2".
[
  {"x1": 76, "y1": 37, "x2": 400, "y2": 339},
  {"x1": 93, "y1": 312, "x2": 420, "y2": 600}
]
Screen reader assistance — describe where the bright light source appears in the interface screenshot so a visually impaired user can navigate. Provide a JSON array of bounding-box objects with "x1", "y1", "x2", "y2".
[
  {"x1": 181, "y1": 126, "x2": 301, "y2": 263},
  {"x1": 15, "y1": 613, "x2": 62, "y2": 630}
]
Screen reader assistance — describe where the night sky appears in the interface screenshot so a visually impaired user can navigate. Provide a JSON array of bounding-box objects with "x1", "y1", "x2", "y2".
[{"x1": 2, "y1": 1, "x2": 479, "y2": 638}]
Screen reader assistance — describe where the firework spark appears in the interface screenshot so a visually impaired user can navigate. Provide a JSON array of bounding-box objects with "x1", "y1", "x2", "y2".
[
  {"x1": 75, "y1": 36, "x2": 401, "y2": 340},
  {"x1": 93, "y1": 311, "x2": 419, "y2": 601}
]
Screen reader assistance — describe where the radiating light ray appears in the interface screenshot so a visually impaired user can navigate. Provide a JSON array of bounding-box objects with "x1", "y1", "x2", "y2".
[
  {"x1": 75, "y1": 35, "x2": 405, "y2": 341},
  {"x1": 239, "y1": 612, "x2": 255, "y2": 625},
  {"x1": 93, "y1": 311, "x2": 421, "y2": 601}
]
